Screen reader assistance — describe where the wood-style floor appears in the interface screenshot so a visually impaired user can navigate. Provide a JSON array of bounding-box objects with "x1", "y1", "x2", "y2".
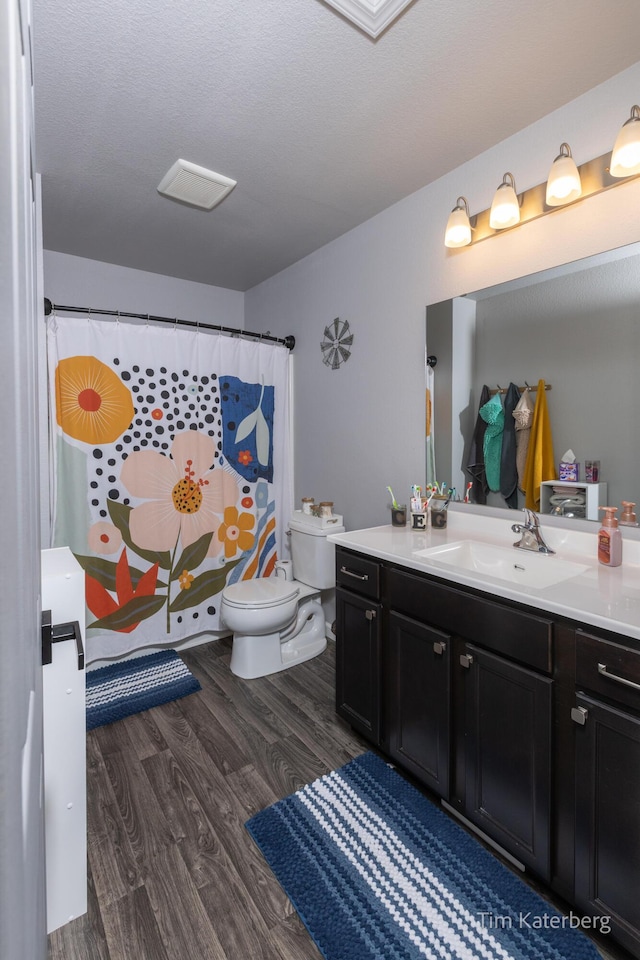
[
  {"x1": 48, "y1": 639, "x2": 368, "y2": 960},
  {"x1": 48, "y1": 639, "x2": 630, "y2": 960}
]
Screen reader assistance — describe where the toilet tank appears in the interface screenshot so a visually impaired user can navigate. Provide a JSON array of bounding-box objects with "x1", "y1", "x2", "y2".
[{"x1": 289, "y1": 515, "x2": 345, "y2": 589}]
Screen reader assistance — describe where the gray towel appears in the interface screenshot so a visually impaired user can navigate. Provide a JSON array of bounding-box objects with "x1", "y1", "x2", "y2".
[
  {"x1": 500, "y1": 382, "x2": 520, "y2": 509},
  {"x1": 467, "y1": 385, "x2": 490, "y2": 504},
  {"x1": 513, "y1": 389, "x2": 534, "y2": 490}
]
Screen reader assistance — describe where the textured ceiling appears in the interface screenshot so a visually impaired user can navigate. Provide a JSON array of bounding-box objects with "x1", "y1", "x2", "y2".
[{"x1": 33, "y1": 0, "x2": 640, "y2": 292}]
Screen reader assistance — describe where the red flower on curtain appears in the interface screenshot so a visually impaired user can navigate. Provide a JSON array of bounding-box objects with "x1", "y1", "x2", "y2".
[{"x1": 86, "y1": 549, "x2": 159, "y2": 633}]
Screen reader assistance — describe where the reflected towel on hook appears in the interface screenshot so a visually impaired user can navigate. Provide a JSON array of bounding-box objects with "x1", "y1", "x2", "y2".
[
  {"x1": 522, "y1": 379, "x2": 556, "y2": 511},
  {"x1": 513, "y1": 387, "x2": 534, "y2": 491},
  {"x1": 479, "y1": 392, "x2": 504, "y2": 493},
  {"x1": 500, "y1": 382, "x2": 520, "y2": 509},
  {"x1": 466, "y1": 384, "x2": 490, "y2": 504}
]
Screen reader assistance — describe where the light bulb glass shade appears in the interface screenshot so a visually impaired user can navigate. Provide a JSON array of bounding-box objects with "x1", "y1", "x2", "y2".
[
  {"x1": 610, "y1": 105, "x2": 640, "y2": 177},
  {"x1": 489, "y1": 173, "x2": 520, "y2": 229},
  {"x1": 546, "y1": 143, "x2": 581, "y2": 206},
  {"x1": 444, "y1": 197, "x2": 471, "y2": 248}
]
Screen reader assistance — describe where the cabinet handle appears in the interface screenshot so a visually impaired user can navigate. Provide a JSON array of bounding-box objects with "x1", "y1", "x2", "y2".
[
  {"x1": 597, "y1": 662, "x2": 640, "y2": 692},
  {"x1": 433, "y1": 641, "x2": 446, "y2": 655},
  {"x1": 340, "y1": 566, "x2": 369, "y2": 581},
  {"x1": 365, "y1": 609, "x2": 377, "y2": 621},
  {"x1": 459, "y1": 653, "x2": 474, "y2": 669},
  {"x1": 571, "y1": 706, "x2": 588, "y2": 725}
]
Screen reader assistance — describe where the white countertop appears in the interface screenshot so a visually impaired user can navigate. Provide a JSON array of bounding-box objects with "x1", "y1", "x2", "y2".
[{"x1": 329, "y1": 506, "x2": 640, "y2": 642}]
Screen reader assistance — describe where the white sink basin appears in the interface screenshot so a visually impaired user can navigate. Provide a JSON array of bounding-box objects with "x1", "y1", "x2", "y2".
[{"x1": 414, "y1": 540, "x2": 589, "y2": 590}]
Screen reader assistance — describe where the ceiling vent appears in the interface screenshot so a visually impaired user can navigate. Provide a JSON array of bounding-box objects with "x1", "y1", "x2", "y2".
[
  {"x1": 322, "y1": 0, "x2": 414, "y2": 38},
  {"x1": 157, "y1": 159, "x2": 237, "y2": 210}
]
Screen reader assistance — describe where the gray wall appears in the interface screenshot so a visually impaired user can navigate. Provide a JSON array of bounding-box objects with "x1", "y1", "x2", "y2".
[
  {"x1": 245, "y1": 60, "x2": 640, "y2": 531},
  {"x1": 473, "y1": 252, "x2": 640, "y2": 510}
]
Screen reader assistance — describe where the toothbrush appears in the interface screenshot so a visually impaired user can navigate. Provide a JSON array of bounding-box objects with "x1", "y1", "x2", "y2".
[
  {"x1": 387, "y1": 486, "x2": 399, "y2": 509},
  {"x1": 464, "y1": 481, "x2": 472, "y2": 503}
]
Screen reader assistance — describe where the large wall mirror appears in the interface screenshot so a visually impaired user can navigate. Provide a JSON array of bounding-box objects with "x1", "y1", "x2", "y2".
[{"x1": 426, "y1": 240, "x2": 640, "y2": 522}]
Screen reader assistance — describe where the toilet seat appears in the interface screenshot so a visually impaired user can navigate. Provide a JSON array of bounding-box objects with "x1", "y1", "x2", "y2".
[{"x1": 222, "y1": 578, "x2": 299, "y2": 610}]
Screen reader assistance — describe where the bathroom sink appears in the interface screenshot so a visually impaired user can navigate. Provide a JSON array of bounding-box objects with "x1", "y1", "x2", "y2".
[{"x1": 414, "y1": 540, "x2": 589, "y2": 590}]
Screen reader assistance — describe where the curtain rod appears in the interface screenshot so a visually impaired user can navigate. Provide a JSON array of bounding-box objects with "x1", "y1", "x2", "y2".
[{"x1": 43, "y1": 298, "x2": 295, "y2": 351}]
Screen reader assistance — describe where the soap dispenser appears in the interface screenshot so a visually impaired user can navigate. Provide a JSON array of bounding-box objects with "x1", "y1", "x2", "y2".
[
  {"x1": 620, "y1": 501, "x2": 639, "y2": 527},
  {"x1": 598, "y1": 507, "x2": 622, "y2": 567}
]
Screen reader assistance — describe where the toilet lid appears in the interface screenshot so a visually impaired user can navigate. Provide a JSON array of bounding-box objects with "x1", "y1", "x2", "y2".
[{"x1": 222, "y1": 578, "x2": 299, "y2": 609}]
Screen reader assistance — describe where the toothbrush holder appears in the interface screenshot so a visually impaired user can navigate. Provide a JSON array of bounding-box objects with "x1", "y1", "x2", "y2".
[{"x1": 391, "y1": 504, "x2": 407, "y2": 526}]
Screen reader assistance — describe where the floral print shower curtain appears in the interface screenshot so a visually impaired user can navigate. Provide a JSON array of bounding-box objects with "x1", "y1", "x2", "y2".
[{"x1": 47, "y1": 316, "x2": 292, "y2": 662}]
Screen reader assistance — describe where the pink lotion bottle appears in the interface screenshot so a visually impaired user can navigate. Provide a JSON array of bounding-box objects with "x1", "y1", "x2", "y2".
[{"x1": 598, "y1": 507, "x2": 622, "y2": 567}]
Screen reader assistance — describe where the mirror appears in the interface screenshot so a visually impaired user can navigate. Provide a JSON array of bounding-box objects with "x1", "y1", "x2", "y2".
[{"x1": 426, "y1": 241, "x2": 640, "y2": 521}]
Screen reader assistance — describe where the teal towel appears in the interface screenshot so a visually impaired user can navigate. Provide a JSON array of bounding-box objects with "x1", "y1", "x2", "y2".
[{"x1": 480, "y1": 393, "x2": 504, "y2": 492}]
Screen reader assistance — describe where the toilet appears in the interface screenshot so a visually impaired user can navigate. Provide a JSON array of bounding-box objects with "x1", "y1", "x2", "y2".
[{"x1": 221, "y1": 513, "x2": 344, "y2": 679}]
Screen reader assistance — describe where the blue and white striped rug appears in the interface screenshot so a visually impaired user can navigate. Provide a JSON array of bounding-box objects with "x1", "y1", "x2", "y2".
[
  {"x1": 246, "y1": 752, "x2": 602, "y2": 960},
  {"x1": 86, "y1": 649, "x2": 201, "y2": 730}
]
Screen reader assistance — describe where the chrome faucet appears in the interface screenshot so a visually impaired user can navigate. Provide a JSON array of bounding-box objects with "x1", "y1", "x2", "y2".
[{"x1": 511, "y1": 509, "x2": 555, "y2": 554}]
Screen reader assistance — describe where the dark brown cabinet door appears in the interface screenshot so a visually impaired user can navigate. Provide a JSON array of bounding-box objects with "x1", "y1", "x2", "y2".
[
  {"x1": 461, "y1": 643, "x2": 552, "y2": 879},
  {"x1": 387, "y1": 612, "x2": 451, "y2": 798},
  {"x1": 574, "y1": 693, "x2": 640, "y2": 956},
  {"x1": 335, "y1": 587, "x2": 382, "y2": 744}
]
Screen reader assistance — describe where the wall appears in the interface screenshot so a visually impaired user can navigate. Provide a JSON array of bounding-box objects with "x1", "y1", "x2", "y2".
[
  {"x1": 244, "y1": 62, "x2": 640, "y2": 531},
  {"x1": 472, "y1": 250, "x2": 640, "y2": 511},
  {"x1": 43, "y1": 251, "x2": 244, "y2": 327}
]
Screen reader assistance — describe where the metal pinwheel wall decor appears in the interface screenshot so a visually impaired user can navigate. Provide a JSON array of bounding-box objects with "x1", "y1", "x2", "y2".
[{"x1": 320, "y1": 317, "x2": 354, "y2": 370}]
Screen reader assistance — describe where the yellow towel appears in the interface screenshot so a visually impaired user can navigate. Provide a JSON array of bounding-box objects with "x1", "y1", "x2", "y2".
[{"x1": 522, "y1": 379, "x2": 556, "y2": 510}]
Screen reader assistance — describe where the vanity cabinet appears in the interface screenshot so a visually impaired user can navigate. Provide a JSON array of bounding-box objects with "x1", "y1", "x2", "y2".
[
  {"x1": 573, "y1": 629, "x2": 640, "y2": 956},
  {"x1": 386, "y1": 565, "x2": 553, "y2": 878},
  {"x1": 333, "y1": 542, "x2": 640, "y2": 958},
  {"x1": 335, "y1": 549, "x2": 382, "y2": 744},
  {"x1": 461, "y1": 643, "x2": 552, "y2": 878},
  {"x1": 387, "y1": 612, "x2": 451, "y2": 798}
]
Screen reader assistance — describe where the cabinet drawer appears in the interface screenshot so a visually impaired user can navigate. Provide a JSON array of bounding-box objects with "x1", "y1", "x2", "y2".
[
  {"x1": 336, "y1": 548, "x2": 380, "y2": 600},
  {"x1": 389, "y1": 567, "x2": 552, "y2": 673},
  {"x1": 576, "y1": 630, "x2": 640, "y2": 711}
]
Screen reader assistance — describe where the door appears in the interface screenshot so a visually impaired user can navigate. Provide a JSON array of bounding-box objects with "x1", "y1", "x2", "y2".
[
  {"x1": 335, "y1": 587, "x2": 382, "y2": 743},
  {"x1": 0, "y1": 0, "x2": 47, "y2": 956},
  {"x1": 462, "y1": 643, "x2": 552, "y2": 879},
  {"x1": 387, "y1": 612, "x2": 451, "y2": 797},
  {"x1": 574, "y1": 693, "x2": 640, "y2": 956}
]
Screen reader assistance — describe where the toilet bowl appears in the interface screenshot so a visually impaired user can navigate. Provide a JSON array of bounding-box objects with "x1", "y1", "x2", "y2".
[{"x1": 220, "y1": 512, "x2": 344, "y2": 679}]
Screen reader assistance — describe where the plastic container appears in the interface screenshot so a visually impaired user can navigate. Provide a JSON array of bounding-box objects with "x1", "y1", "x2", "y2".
[
  {"x1": 598, "y1": 506, "x2": 622, "y2": 567},
  {"x1": 619, "y1": 501, "x2": 639, "y2": 527}
]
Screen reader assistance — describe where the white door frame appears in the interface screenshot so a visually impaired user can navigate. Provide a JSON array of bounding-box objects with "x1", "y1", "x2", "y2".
[{"x1": 0, "y1": 0, "x2": 47, "y2": 956}]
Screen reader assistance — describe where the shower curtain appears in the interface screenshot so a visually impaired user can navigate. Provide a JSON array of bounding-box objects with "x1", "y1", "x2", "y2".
[{"x1": 47, "y1": 316, "x2": 292, "y2": 662}]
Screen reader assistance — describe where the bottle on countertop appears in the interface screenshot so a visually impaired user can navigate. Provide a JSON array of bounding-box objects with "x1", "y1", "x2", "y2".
[
  {"x1": 619, "y1": 501, "x2": 639, "y2": 527},
  {"x1": 598, "y1": 506, "x2": 622, "y2": 567}
]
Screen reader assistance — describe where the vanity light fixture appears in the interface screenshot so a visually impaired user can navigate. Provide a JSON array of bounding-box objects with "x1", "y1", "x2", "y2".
[
  {"x1": 444, "y1": 196, "x2": 472, "y2": 248},
  {"x1": 545, "y1": 142, "x2": 582, "y2": 206},
  {"x1": 489, "y1": 173, "x2": 520, "y2": 229},
  {"x1": 610, "y1": 104, "x2": 640, "y2": 177},
  {"x1": 445, "y1": 103, "x2": 640, "y2": 250}
]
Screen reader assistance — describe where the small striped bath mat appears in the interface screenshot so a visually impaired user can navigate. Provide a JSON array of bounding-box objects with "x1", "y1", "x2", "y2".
[
  {"x1": 86, "y1": 649, "x2": 201, "y2": 730},
  {"x1": 246, "y1": 751, "x2": 602, "y2": 960}
]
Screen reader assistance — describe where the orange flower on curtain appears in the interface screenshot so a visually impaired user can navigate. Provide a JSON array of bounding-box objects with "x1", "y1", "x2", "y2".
[
  {"x1": 55, "y1": 355, "x2": 134, "y2": 444},
  {"x1": 218, "y1": 506, "x2": 255, "y2": 558}
]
